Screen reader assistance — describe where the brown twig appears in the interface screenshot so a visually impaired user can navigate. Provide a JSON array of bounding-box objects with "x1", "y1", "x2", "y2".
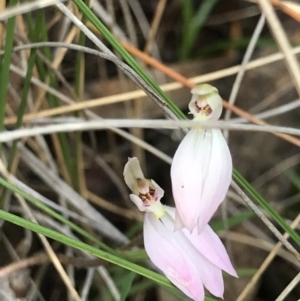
[
  {"x1": 120, "y1": 40, "x2": 300, "y2": 147},
  {"x1": 236, "y1": 213, "x2": 300, "y2": 301},
  {"x1": 232, "y1": 180, "x2": 300, "y2": 262},
  {"x1": 257, "y1": 0, "x2": 300, "y2": 97},
  {"x1": 271, "y1": 0, "x2": 300, "y2": 22},
  {"x1": 143, "y1": 0, "x2": 167, "y2": 54},
  {"x1": 0, "y1": 252, "x2": 105, "y2": 278}
]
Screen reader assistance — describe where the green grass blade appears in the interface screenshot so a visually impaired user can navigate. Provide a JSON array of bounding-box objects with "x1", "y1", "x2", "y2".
[
  {"x1": 285, "y1": 169, "x2": 300, "y2": 192},
  {"x1": 0, "y1": 49, "x2": 37, "y2": 209},
  {"x1": 0, "y1": 0, "x2": 18, "y2": 154},
  {"x1": 180, "y1": 0, "x2": 219, "y2": 59},
  {"x1": 0, "y1": 0, "x2": 19, "y2": 209},
  {"x1": 120, "y1": 272, "x2": 136, "y2": 301},
  {"x1": 39, "y1": 13, "x2": 75, "y2": 183},
  {"x1": 180, "y1": 0, "x2": 193, "y2": 60},
  {"x1": 233, "y1": 169, "x2": 300, "y2": 246},
  {"x1": 7, "y1": 50, "x2": 37, "y2": 171},
  {"x1": 0, "y1": 209, "x2": 173, "y2": 288},
  {"x1": 0, "y1": 177, "x2": 112, "y2": 252},
  {"x1": 72, "y1": 5, "x2": 89, "y2": 193},
  {"x1": 236, "y1": 268, "x2": 257, "y2": 277},
  {"x1": 0, "y1": 207, "x2": 219, "y2": 301},
  {"x1": 211, "y1": 210, "x2": 255, "y2": 232},
  {"x1": 71, "y1": 0, "x2": 185, "y2": 120},
  {"x1": 24, "y1": 10, "x2": 75, "y2": 185}
]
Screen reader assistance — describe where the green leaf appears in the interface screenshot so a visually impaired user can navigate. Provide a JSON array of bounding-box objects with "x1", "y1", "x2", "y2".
[
  {"x1": 120, "y1": 272, "x2": 136, "y2": 301},
  {"x1": 236, "y1": 268, "x2": 257, "y2": 277},
  {"x1": 286, "y1": 169, "x2": 300, "y2": 192},
  {"x1": 7, "y1": 50, "x2": 36, "y2": 171},
  {"x1": 0, "y1": 0, "x2": 18, "y2": 155},
  {"x1": 211, "y1": 210, "x2": 255, "y2": 232},
  {"x1": 180, "y1": 0, "x2": 219, "y2": 59}
]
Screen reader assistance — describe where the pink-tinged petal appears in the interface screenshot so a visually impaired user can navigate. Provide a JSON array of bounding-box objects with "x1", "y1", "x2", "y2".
[
  {"x1": 124, "y1": 157, "x2": 145, "y2": 194},
  {"x1": 151, "y1": 180, "x2": 164, "y2": 201},
  {"x1": 144, "y1": 213, "x2": 205, "y2": 301},
  {"x1": 184, "y1": 225, "x2": 237, "y2": 277},
  {"x1": 160, "y1": 209, "x2": 224, "y2": 298},
  {"x1": 164, "y1": 207, "x2": 236, "y2": 277},
  {"x1": 191, "y1": 253, "x2": 224, "y2": 298},
  {"x1": 171, "y1": 128, "x2": 232, "y2": 232}
]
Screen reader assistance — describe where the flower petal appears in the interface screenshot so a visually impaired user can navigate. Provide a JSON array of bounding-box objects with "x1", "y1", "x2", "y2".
[
  {"x1": 196, "y1": 129, "x2": 232, "y2": 232},
  {"x1": 171, "y1": 129, "x2": 206, "y2": 231},
  {"x1": 129, "y1": 194, "x2": 145, "y2": 211},
  {"x1": 174, "y1": 208, "x2": 185, "y2": 230},
  {"x1": 144, "y1": 213, "x2": 205, "y2": 301},
  {"x1": 164, "y1": 206, "x2": 236, "y2": 278},
  {"x1": 171, "y1": 128, "x2": 232, "y2": 232},
  {"x1": 191, "y1": 254, "x2": 224, "y2": 298},
  {"x1": 124, "y1": 157, "x2": 145, "y2": 194},
  {"x1": 160, "y1": 209, "x2": 224, "y2": 298},
  {"x1": 190, "y1": 83, "x2": 218, "y2": 96},
  {"x1": 184, "y1": 225, "x2": 238, "y2": 277},
  {"x1": 151, "y1": 180, "x2": 165, "y2": 201},
  {"x1": 189, "y1": 84, "x2": 223, "y2": 121}
]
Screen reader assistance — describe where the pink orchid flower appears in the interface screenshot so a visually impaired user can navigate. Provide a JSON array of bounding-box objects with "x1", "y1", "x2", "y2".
[
  {"x1": 171, "y1": 84, "x2": 232, "y2": 232},
  {"x1": 123, "y1": 157, "x2": 165, "y2": 218},
  {"x1": 124, "y1": 157, "x2": 237, "y2": 301}
]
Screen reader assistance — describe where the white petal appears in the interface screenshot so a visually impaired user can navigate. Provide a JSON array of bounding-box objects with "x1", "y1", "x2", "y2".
[
  {"x1": 191, "y1": 84, "x2": 218, "y2": 95},
  {"x1": 206, "y1": 93, "x2": 223, "y2": 121},
  {"x1": 129, "y1": 194, "x2": 145, "y2": 211},
  {"x1": 189, "y1": 84, "x2": 223, "y2": 120},
  {"x1": 171, "y1": 129, "x2": 204, "y2": 231},
  {"x1": 151, "y1": 180, "x2": 165, "y2": 201},
  {"x1": 163, "y1": 205, "x2": 175, "y2": 218},
  {"x1": 123, "y1": 157, "x2": 145, "y2": 194},
  {"x1": 171, "y1": 129, "x2": 232, "y2": 232},
  {"x1": 196, "y1": 129, "x2": 232, "y2": 232}
]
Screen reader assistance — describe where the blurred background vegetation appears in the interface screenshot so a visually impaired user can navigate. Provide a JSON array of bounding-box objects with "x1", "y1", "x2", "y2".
[{"x1": 0, "y1": 0, "x2": 300, "y2": 301}]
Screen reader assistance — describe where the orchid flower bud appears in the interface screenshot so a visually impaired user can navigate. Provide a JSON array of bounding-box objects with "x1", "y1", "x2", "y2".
[
  {"x1": 144, "y1": 206, "x2": 237, "y2": 301},
  {"x1": 124, "y1": 157, "x2": 165, "y2": 218},
  {"x1": 171, "y1": 84, "x2": 232, "y2": 232},
  {"x1": 189, "y1": 84, "x2": 223, "y2": 121}
]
